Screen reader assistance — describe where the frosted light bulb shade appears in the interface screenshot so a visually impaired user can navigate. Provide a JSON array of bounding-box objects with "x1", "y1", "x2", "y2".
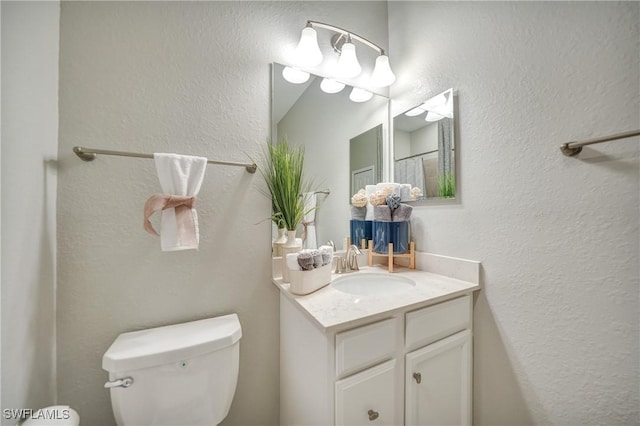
[
  {"x1": 320, "y1": 78, "x2": 345, "y2": 94},
  {"x1": 405, "y1": 106, "x2": 426, "y2": 117},
  {"x1": 441, "y1": 93, "x2": 454, "y2": 118},
  {"x1": 349, "y1": 87, "x2": 373, "y2": 103},
  {"x1": 422, "y1": 90, "x2": 454, "y2": 118},
  {"x1": 421, "y1": 94, "x2": 447, "y2": 110},
  {"x1": 425, "y1": 111, "x2": 445, "y2": 122},
  {"x1": 294, "y1": 27, "x2": 323, "y2": 67},
  {"x1": 335, "y1": 43, "x2": 361, "y2": 79},
  {"x1": 370, "y1": 55, "x2": 396, "y2": 87},
  {"x1": 282, "y1": 67, "x2": 310, "y2": 84}
]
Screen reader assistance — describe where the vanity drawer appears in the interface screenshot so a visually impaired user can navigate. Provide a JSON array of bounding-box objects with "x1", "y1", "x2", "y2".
[
  {"x1": 336, "y1": 318, "x2": 397, "y2": 378},
  {"x1": 335, "y1": 359, "x2": 397, "y2": 426},
  {"x1": 405, "y1": 295, "x2": 471, "y2": 352}
]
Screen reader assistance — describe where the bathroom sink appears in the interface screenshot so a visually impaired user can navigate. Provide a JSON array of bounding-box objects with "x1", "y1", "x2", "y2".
[{"x1": 331, "y1": 273, "x2": 416, "y2": 296}]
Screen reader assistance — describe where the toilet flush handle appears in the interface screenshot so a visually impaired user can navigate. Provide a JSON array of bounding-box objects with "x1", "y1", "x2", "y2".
[{"x1": 104, "y1": 377, "x2": 134, "y2": 389}]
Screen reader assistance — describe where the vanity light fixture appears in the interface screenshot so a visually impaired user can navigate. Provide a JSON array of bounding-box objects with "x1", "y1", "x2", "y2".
[
  {"x1": 405, "y1": 106, "x2": 426, "y2": 117},
  {"x1": 349, "y1": 87, "x2": 374, "y2": 103},
  {"x1": 292, "y1": 20, "x2": 396, "y2": 87},
  {"x1": 334, "y1": 34, "x2": 361, "y2": 79},
  {"x1": 320, "y1": 78, "x2": 346, "y2": 94},
  {"x1": 425, "y1": 111, "x2": 445, "y2": 122},
  {"x1": 406, "y1": 89, "x2": 454, "y2": 121},
  {"x1": 294, "y1": 26, "x2": 323, "y2": 67},
  {"x1": 421, "y1": 90, "x2": 453, "y2": 119},
  {"x1": 282, "y1": 67, "x2": 311, "y2": 84}
]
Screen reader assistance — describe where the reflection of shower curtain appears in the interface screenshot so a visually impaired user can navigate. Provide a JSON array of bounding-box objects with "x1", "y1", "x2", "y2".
[
  {"x1": 394, "y1": 157, "x2": 425, "y2": 190},
  {"x1": 438, "y1": 118, "x2": 453, "y2": 176}
]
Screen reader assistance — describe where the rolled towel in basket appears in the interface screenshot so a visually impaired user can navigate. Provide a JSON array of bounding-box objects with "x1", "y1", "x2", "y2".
[
  {"x1": 297, "y1": 251, "x2": 315, "y2": 271},
  {"x1": 308, "y1": 249, "x2": 322, "y2": 268},
  {"x1": 319, "y1": 245, "x2": 333, "y2": 266}
]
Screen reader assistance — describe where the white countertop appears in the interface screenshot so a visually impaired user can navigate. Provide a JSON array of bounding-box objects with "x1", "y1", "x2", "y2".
[{"x1": 273, "y1": 263, "x2": 480, "y2": 332}]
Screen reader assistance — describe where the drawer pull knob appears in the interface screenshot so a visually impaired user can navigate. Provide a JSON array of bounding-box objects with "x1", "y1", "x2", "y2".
[
  {"x1": 413, "y1": 372, "x2": 422, "y2": 384},
  {"x1": 368, "y1": 409, "x2": 379, "y2": 421}
]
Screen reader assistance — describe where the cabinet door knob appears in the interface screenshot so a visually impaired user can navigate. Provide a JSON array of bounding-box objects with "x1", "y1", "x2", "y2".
[
  {"x1": 368, "y1": 409, "x2": 379, "y2": 421},
  {"x1": 413, "y1": 372, "x2": 422, "y2": 384}
]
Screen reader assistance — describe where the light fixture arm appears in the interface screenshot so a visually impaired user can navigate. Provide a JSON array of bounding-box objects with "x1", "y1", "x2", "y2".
[{"x1": 306, "y1": 20, "x2": 386, "y2": 55}]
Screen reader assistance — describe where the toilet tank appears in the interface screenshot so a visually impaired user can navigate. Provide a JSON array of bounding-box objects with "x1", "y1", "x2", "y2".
[{"x1": 102, "y1": 314, "x2": 242, "y2": 426}]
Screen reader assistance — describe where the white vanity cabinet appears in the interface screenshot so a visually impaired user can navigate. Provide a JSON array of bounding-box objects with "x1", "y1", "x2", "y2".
[
  {"x1": 405, "y1": 330, "x2": 471, "y2": 425},
  {"x1": 279, "y1": 292, "x2": 474, "y2": 426},
  {"x1": 404, "y1": 296, "x2": 472, "y2": 425}
]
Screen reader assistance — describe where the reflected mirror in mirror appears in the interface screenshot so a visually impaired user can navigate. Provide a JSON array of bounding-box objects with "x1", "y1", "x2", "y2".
[
  {"x1": 272, "y1": 63, "x2": 389, "y2": 246},
  {"x1": 393, "y1": 88, "x2": 455, "y2": 200},
  {"x1": 350, "y1": 124, "x2": 382, "y2": 198}
]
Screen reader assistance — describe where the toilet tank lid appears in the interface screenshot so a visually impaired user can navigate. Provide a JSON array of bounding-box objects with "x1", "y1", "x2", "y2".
[{"x1": 102, "y1": 313, "x2": 242, "y2": 372}]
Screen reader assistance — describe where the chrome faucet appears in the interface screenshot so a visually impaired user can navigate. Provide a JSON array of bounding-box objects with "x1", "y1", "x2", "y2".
[{"x1": 335, "y1": 244, "x2": 362, "y2": 273}]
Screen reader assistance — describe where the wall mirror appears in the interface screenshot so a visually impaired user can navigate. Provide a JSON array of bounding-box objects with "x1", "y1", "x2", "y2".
[
  {"x1": 350, "y1": 124, "x2": 383, "y2": 197},
  {"x1": 393, "y1": 88, "x2": 456, "y2": 201},
  {"x1": 271, "y1": 62, "x2": 389, "y2": 246}
]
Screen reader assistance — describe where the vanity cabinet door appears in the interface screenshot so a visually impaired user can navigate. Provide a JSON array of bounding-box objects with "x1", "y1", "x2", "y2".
[
  {"x1": 405, "y1": 330, "x2": 471, "y2": 426},
  {"x1": 335, "y1": 359, "x2": 397, "y2": 426}
]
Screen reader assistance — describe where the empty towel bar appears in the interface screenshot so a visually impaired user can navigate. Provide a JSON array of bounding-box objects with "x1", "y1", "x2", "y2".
[{"x1": 560, "y1": 130, "x2": 640, "y2": 157}]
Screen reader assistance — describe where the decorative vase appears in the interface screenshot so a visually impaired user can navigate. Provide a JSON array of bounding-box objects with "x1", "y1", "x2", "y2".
[
  {"x1": 281, "y1": 229, "x2": 302, "y2": 283},
  {"x1": 273, "y1": 228, "x2": 287, "y2": 257},
  {"x1": 350, "y1": 219, "x2": 373, "y2": 250},
  {"x1": 372, "y1": 221, "x2": 410, "y2": 254}
]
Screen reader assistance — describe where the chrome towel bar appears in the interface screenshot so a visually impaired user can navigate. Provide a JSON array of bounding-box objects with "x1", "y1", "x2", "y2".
[
  {"x1": 560, "y1": 129, "x2": 640, "y2": 157},
  {"x1": 72, "y1": 146, "x2": 257, "y2": 173}
]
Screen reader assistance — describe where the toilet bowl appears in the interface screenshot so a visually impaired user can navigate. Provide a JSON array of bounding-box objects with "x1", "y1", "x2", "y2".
[
  {"x1": 102, "y1": 313, "x2": 242, "y2": 426},
  {"x1": 18, "y1": 406, "x2": 79, "y2": 425}
]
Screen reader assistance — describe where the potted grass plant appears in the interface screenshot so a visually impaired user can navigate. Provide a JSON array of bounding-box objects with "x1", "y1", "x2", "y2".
[
  {"x1": 256, "y1": 138, "x2": 312, "y2": 277},
  {"x1": 438, "y1": 172, "x2": 456, "y2": 198}
]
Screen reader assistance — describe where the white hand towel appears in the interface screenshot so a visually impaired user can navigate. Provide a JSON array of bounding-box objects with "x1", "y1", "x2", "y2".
[{"x1": 153, "y1": 153, "x2": 207, "y2": 251}]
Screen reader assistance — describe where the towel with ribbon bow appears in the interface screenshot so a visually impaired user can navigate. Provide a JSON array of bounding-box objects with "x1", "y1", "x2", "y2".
[{"x1": 144, "y1": 153, "x2": 207, "y2": 251}]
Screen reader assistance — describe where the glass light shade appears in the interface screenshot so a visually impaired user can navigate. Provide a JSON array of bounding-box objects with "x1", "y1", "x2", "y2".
[
  {"x1": 349, "y1": 87, "x2": 373, "y2": 103},
  {"x1": 335, "y1": 43, "x2": 362, "y2": 79},
  {"x1": 425, "y1": 111, "x2": 445, "y2": 122},
  {"x1": 370, "y1": 55, "x2": 396, "y2": 87},
  {"x1": 294, "y1": 27, "x2": 323, "y2": 67},
  {"x1": 421, "y1": 93, "x2": 447, "y2": 110},
  {"x1": 320, "y1": 78, "x2": 345, "y2": 94},
  {"x1": 282, "y1": 66, "x2": 310, "y2": 84},
  {"x1": 422, "y1": 90, "x2": 453, "y2": 118},
  {"x1": 405, "y1": 106, "x2": 426, "y2": 117},
  {"x1": 441, "y1": 93, "x2": 454, "y2": 118}
]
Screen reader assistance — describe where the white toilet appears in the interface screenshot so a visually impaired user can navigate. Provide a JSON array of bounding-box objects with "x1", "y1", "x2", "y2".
[{"x1": 102, "y1": 313, "x2": 242, "y2": 426}]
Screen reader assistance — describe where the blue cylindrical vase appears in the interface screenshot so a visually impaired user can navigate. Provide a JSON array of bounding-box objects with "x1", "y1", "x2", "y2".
[
  {"x1": 372, "y1": 221, "x2": 410, "y2": 254},
  {"x1": 350, "y1": 220, "x2": 373, "y2": 248}
]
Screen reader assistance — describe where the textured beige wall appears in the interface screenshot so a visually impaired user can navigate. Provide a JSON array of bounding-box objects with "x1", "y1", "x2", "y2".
[
  {"x1": 57, "y1": 2, "x2": 389, "y2": 424},
  {"x1": 1, "y1": 2, "x2": 59, "y2": 422},
  {"x1": 389, "y1": 2, "x2": 639, "y2": 424}
]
